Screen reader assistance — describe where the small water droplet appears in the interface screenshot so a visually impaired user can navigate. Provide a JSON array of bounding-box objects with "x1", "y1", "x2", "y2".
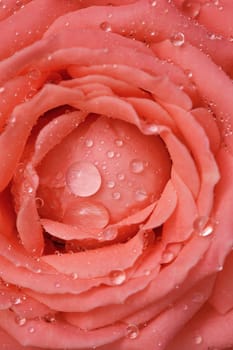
[
  {"x1": 109, "y1": 269, "x2": 126, "y2": 285},
  {"x1": 71, "y1": 272, "x2": 78, "y2": 280},
  {"x1": 142, "y1": 123, "x2": 159, "y2": 135},
  {"x1": 65, "y1": 21, "x2": 70, "y2": 27},
  {"x1": 44, "y1": 313, "x2": 56, "y2": 323},
  {"x1": 150, "y1": 0, "x2": 157, "y2": 7},
  {"x1": 117, "y1": 173, "x2": 125, "y2": 181},
  {"x1": 112, "y1": 192, "x2": 121, "y2": 200},
  {"x1": 66, "y1": 161, "x2": 102, "y2": 197},
  {"x1": 192, "y1": 293, "x2": 204, "y2": 303},
  {"x1": 85, "y1": 139, "x2": 94, "y2": 148},
  {"x1": 100, "y1": 21, "x2": 112, "y2": 32},
  {"x1": 194, "y1": 335, "x2": 203, "y2": 345},
  {"x1": 126, "y1": 324, "x2": 139, "y2": 339},
  {"x1": 182, "y1": 0, "x2": 201, "y2": 18},
  {"x1": 171, "y1": 32, "x2": 185, "y2": 47},
  {"x1": 130, "y1": 159, "x2": 144, "y2": 174},
  {"x1": 135, "y1": 190, "x2": 148, "y2": 202},
  {"x1": 15, "y1": 316, "x2": 27, "y2": 326},
  {"x1": 107, "y1": 151, "x2": 115, "y2": 158},
  {"x1": 35, "y1": 197, "x2": 44, "y2": 209},
  {"x1": 55, "y1": 282, "x2": 61, "y2": 288},
  {"x1": 47, "y1": 55, "x2": 52, "y2": 61},
  {"x1": 28, "y1": 68, "x2": 41, "y2": 80},
  {"x1": 102, "y1": 226, "x2": 118, "y2": 241},
  {"x1": 28, "y1": 326, "x2": 35, "y2": 334},
  {"x1": 0, "y1": 87, "x2": 5, "y2": 93},
  {"x1": 115, "y1": 139, "x2": 124, "y2": 147},
  {"x1": 183, "y1": 304, "x2": 188, "y2": 311},
  {"x1": 193, "y1": 216, "x2": 214, "y2": 237},
  {"x1": 217, "y1": 265, "x2": 223, "y2": 272},
  {"x1": 12, "y1": 297, "x2": 22, "y2": 305},
  {"x1": 161, "y1": 251, "x2": 174, "y2": 264},
  {"x1": 107, "y1": 180, "x2": 115, "y2": 188}
]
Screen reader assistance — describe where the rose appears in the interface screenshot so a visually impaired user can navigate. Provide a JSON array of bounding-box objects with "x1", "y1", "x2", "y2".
[{"x1": 0, "y1": 0, "x2": 233, "y2": 349}]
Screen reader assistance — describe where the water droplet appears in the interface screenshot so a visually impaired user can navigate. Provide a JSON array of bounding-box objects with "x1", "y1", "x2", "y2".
[
  {"x1": 66, "y1": 161, "x2": 102, "y2": 197},
  {"x1": 142, "y1": 123, "x2": 159, "y2": 135},
  {"x1": 0, "y1": 87, "x2": 5, "y2": 93},
  {"x1": 15, "y1": 316, "x2": 27, "y2": 326},
  {"x1": 117, "y1": 173, "x2": 125, "y2": 181},
  {"x1": 47, "y1": 55, "x2": 52, "y2": 61},
  {"x1": 71, "y1": 272, "x2": 79, "y2": 280},
  {"x1": 44, "y1": 313, "x2": 56, "y2": 323},
  {"x1": 126, "y1": 324, "x2": 139, "y2": 339},
  {"x1": 107, "y1": 150, "x2": 115, "y2": 158},
  {"x1": 182, "y1": 0, "x2": 201, "y2": 18},
  {"x1": 55, "y1": 282, "x2": 61, "y2": 288},
  {"x1": 150, "y1": 0, "x2": 157, "y2": 7},
  {"x1": 85, "y1": 139, "x2": 94, "y2": 148},
  {"x1": 192, "y1": 293, "x2": 204, "y2": 303},
  {"x1": 28, "y1": 68, "x2": 41, "y2": 80},
  {"x1": 100, "y1": 22, "x2": 112, "y2": 32},
  {"x1": 183, "y1": 304, "x2": 188, "y2": 311},
  {"x1": 194, "y1": 335, "x2": 203, "y2": 345},
  {"x1": 135, "y1": 190, "x2": 148, "y2": 202},
  {"x1": 65, "y1": 21, "x2": 70, "y2": 27},
  {"x1": 115, "y1": 139, "x2": 124, "y2": 147},
  {"x1": 12, "y1": 297, "x2": 22, "y2": 305},
  {"x1": 112, "y1": 192, "x2": 121, "y2": 200},
  {"x1": 171, "y1": 32, "x2": 185, "y2": 47},
  {"x1": 107, "y1": 180, "x2": 115, "y2": 188},
  {"x1": 102, "y1": 226, "x2": 118, "y2": 241},
  {"x1": 217, "y1": 265, "x2": 223, "y2": 272},
  {"x1": 63, "y1": 201, "x2": 109, "y2": 229},
  {"x1": 109, "y1": 269, "x2": 126, "y2": 285},
  {"x1": 28, "y1": 326, "x2": 35, "y2": 334},
  {"x1": 161, "y1": 251, "x2": 175, "y2": 264},
  {"x1": 193, "y1": 216, "x2": 214, "y2": 237},
  {"x1": 35, "y1": 197, "x2": 44, "y2": 209},
  {"x1": 130, "y1": 159, "x2": 144, "y2": 174}
]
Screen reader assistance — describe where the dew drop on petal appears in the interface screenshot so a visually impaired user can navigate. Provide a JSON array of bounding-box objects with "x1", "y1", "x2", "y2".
[
  {"x1": 135, "y1": 189, "x2": 148, "y2": 202},
  {"x1": 107, "y1": 180, "x2": 115, "y2": 188},
  {"x1": 161, "y1": 251, "x2": 175, "y2": 264},
  {"x1": 150, "y1": 0, "x2": 157, "y2": 7},
  {"x1": 35, "y1": 197, "x2": 44, "y2": 209},
  {"x1": 107, "y1": 151, "x2": 115, "y2": 159},
  {"x1": 55, "y1": 282, "x2": 61, "y2": 288},
  {"x1": 194, "y1": 335, "x2": 203, "y2": 345},
  {"x1": 117, "y1": 173, "x2": 125, "y2": 181},
  {"x1": 193, "y1": 216, "x2": 214, "y2": 237},
  {"x1": 182, "y1": 0, "x2": 201, "y2": 18},
  {"x1": 115, "y1": 139, "x2": 124, "y2": 147},
  {"x1": 15, "y1": 316, "x2": 27, "y2": 326},
  {"x1": 142, "y1": 123, "x2": 160, "y2": 135},
  {"x1": 100, "y1": 21, "x2": 112, "y2": 32},
  {"x1": 171, "y1": 32, "x2": 185, "y2": 47},
  {"x1": 126, "y1": 324, "x2": 139, "y2": 340},
  {"x1": 109, "y1": 269, "x2": 126, "y2": 285},
  {"x1": 102, "y1": 226, "x2": 118, "y2": 241},
  {"x1": 71, "y1": 272, "x2": 79, "y2": 280},
  {"x1": 112, "y1": 192, "x2": 121, "y2": 200},
  {"x1": 130, "y1": 159, "x2": 144, "y2": 174},
  {"x1": 66, "y1": 161, "x2": 102, "y2": 197},
  {"x1": 192, "y1": 293, "x2": 204, "y2": 303},
  {"x1": 63, "y1": 201, "x2": 109, "y2": 229},
  {"x1": 0, "y1": 87, "x2": 5, "y2": 93},
  {"x1": 28, "y1": 326, "x2": 35, "y2": 334},
  {"x1": 12, "y1": 297, "x2": 22, "y2": 305},
  {"x1": 85, "y1": 139, "x2": 94, "y2": 148}
]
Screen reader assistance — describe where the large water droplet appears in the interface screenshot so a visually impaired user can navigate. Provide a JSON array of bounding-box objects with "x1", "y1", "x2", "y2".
[
  {"x1": 182, "y1": 0, "x2": 201, "y2": 18},
  {"x1": 126, "y1": 324, "x2": 139, "y2": 339},
  {"x1": 66, "y1": 161, "x2": 102, "y2": 197},
  {"x1": 63, "y1": 201, "x2": 109, "y2": 229},
  {"x1": 130, "y1": 159, "x2": 144, "y2": 174},
  {"x1": 193, "y1": 216, "x2": 214, "y2": 237},
  {"x1": 109, "y1": 269, "x2": 126, "y2": 285},
  {"x1": 100, "y1": 21, "x2": 112, "y2": 32},
  {"x1": 171, "y1": 32, "x2": 185, "y2": 47},
  {"x1": 102, "y1": 226, "x2": 118, "y2": 241}
]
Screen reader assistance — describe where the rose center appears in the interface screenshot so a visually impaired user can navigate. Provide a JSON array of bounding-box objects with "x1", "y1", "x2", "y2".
[{"x1": 37, "y1": 115, "x2": 171, "y2": 227}]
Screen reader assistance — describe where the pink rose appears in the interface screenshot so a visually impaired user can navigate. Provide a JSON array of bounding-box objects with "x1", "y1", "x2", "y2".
[{"x1": 0, "y1": 0, "x2": 232, "y2": 349}]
